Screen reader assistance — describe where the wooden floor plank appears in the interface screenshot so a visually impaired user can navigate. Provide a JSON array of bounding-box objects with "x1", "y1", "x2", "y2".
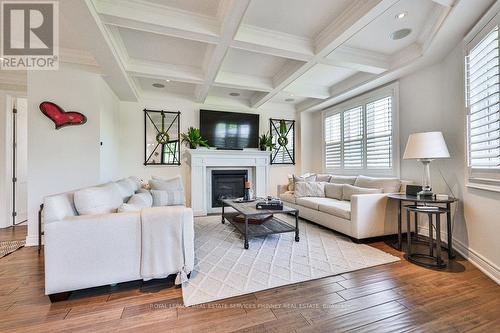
[{"x1": 0, "y1": 227, "x2": 499, "y2": 332}]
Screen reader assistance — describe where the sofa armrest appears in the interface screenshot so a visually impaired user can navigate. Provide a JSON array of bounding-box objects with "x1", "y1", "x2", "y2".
[
  {"x1": 277, "y1": 184, "x2": 289, "y2": 196},
  {"x1": 350, "y1": 194, "x2": 392, "y2": 239}
]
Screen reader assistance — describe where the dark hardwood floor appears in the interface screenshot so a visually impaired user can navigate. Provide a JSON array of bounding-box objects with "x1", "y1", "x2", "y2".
[{"x1": 0, "y1": 226, "x2": 499, "y2": 332}]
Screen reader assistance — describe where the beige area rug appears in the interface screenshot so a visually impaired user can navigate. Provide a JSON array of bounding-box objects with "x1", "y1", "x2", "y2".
[
  {"x1": 0, "y1": 240, "x2": 25, "y2": 259},
  {"x1": 182, "y1": 215, "x2": 399, "y2": 306}
]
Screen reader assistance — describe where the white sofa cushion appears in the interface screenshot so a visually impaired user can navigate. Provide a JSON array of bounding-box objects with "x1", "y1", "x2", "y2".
[
  {"x1": 288, "y1": 173, "x2": 317, "y2": 191},
  {"x1": 354, "y1": 175, "x2": 401, "y2": 193},
  {"x1": 74, "y1": 183, "x2": 123, "y2": 215},
  {"x1": 149, "y1": 176, "x2": 185, "y2": 205},
  {"x1": 117, "y1": 203, "x2": 142, "y2": 213},
  {"x1": 127, "y1": 192, "x2": 153, "y2": 208},
  {"x1": 116, "y1": 179, "x2": 135, "y2": 202},
  {"x1": 127, "y1": 176, "x2": 142, "y2": 192},
  {"x1": 151, "y1": 190, "x2": 169, "y2": 207},
  {"x1": 294, "y1": 182, "x2": 325, "y2": 198},
  {"x1": 44, "y1": 192, "x2": 78, "y2": 223},
  {"x1": 296, "y1": 197, "x2": 334, "y2": 210},
  {"x1": 318, "y1": 200, "x2": 351, "y2": 220},
  {"x1": 324, "y1": 183, "x2": 343, "y2": 200},
  {"x1": 279, "y1": 191, "x2": 296, "y2": 204},
  {"x1": 329, "y1": 175, "x2": 357, "y2": 185},
  {"x1": 342, "y1": 184, "x2": 383, "y2": 201},
  {"x1": 316, "y1": 174, "x2": 332, "y2": 182}
]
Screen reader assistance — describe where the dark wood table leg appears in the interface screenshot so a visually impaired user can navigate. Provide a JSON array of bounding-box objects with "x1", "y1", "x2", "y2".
[
  {"x1": 221, "y1": 201, "x2": 225, "y2": 224},
  {"x1": 295, "y1": 211, "x2": 300, "y2": 242},
  {"x1": 244, "y1": 216, "x2": 249, "y2": 249},
  {"x1": 406, "y1": 209, "x2": 412, "y2": 254},
  {"x1": 436, "y1": 213, "x2": 443, "y2": 266},
  {"x1": 446, "y1": 203, "x2": 455, "y2": 259},
  {"x1": 397, "y1": 200, "x2": 402, "y2": 250}
]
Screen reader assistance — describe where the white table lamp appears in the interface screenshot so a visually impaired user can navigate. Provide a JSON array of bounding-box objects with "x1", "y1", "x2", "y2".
[{"x1": 403, "y1": 131, "x2": 450, "y2": 197}]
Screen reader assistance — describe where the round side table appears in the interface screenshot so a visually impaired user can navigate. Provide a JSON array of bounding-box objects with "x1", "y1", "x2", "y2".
[{"x1": 405, "y1": 205, "x2": 448, "y2": 269}]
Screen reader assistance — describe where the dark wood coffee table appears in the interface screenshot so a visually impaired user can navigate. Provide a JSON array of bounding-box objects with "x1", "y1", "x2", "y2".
[{"x1": 221, "y1": 199, "x2": 299, "y2": 249}]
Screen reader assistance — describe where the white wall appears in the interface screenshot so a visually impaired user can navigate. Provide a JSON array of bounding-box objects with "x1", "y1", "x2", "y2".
[
  {"x1": 26, "y1": 65, "x2": 120, "y2": 245},
  {"x1": 99, "y1": 81, "x2": 120, "y2": 182},
  {"x1": 118, "y1": 95, "x2": 298, "y2": 205},
  {"x1": 399, "y1": 43, "x2": 500, "y2": 282},
  {"x1": 299, "y1": 110, "x2": 323, "y2": 174}
]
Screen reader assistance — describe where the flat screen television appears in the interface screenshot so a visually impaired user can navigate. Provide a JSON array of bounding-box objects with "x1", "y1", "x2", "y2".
[{"x1": 200, "y1": 110, "x2": 259, "y2": 149}]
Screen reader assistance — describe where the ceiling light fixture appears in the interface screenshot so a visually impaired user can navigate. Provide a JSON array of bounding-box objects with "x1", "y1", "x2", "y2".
[
  {"x1": 165, "y1": 79, "x2": 171, "y2": 82},
  {"x1": 285, "y1": 98, "x2": 295, "y2": 102},
  {"x1": 152, "y1": 83, "x2": 165, "y2": 88},
  {"x1": 229, "y1": 92, "x2": 240, "y2": 97},
  {"x1": 391, "y1": 28, "x2": 412, "y2": 40},
  {"x1": 395, "y1": 11, "x2": 407, "y2": 19}
]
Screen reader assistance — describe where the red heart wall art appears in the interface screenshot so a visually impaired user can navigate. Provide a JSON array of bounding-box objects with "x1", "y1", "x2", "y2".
[{"x1": 39, "y1": 102, "x2": 87, "y2": 130}]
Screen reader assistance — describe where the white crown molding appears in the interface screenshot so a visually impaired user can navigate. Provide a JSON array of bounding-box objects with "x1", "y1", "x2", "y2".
[
  {"x1": 431, "y1": 0, "x2": 456, "y2": 7},
  {"x1": 214, "y1": 71, "x2": 273, "y2": 92}
]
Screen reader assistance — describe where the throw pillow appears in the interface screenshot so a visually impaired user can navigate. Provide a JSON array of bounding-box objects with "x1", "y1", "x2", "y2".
[
  {"x1": 324, "y1": 183, "x2": 343, "y2": 200},
  {"x1": 354, "y1": 175, "x2": 401, "y2": 193},
  {"x1": 127, "y1": 192, "x2": 153, "y2": 208},
  {"x1": 117, "y1": 203, "x2": 142, "y2": 213},
  {"x1": 294, "y1": 181, "x2": 325, "y2": 198},
  {"x1": 127, "y1": 176, "x2": 142, "y2": 192},
  {"x1": 74, "y1": 183, "x2": 123, "y2": 215},
  {"x1": 150, "y1": 190, "x2": 169, "y2": 207},
  {"x1": 316, "y1": 174, "x2": 332, "y2": 182},
  {"x1": 115, "y1": 179, "x2": 135, "y2": 202},
  {"x1": 149, "y1": 175, "x2": 186, "y2": 205},
  {"x1": 288, "y1": 173, "x2": 317, "y2": 191},
  {"x1": 329, "y1": 175, "x2": 358, "y2": 185},
  {"x1": 342, "y1": 184, "x2": 383, "y2": 201}
]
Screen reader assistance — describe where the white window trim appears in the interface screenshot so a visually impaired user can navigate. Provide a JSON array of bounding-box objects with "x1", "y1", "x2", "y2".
[
  {"x1": 321, "y1": 82, "x2": 400, "y2": 177},
  {"x1": 463, "y1": 2, "x2": 500, "y2": 192}
]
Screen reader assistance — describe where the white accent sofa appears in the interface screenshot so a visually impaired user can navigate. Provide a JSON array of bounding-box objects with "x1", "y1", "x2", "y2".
[
  {"x1": 278, "y1": 175, "x2": 409, "y2": 241},
  {"x1": 43, "y1": 178, "x2": 194, "y2": 300}
]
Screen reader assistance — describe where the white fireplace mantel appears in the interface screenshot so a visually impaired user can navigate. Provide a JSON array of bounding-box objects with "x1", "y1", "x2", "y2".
[{"x1": 186, "y1": 149, "x2": 270, "y2": 216}]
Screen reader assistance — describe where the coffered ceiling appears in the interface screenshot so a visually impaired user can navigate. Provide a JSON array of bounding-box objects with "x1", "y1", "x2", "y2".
[{"x1": 53, "y1": 0, "x2": 494, "y2": 111}]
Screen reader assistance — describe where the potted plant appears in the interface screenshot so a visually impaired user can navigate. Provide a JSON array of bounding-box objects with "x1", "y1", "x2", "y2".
[
  {"x1": 181, "y1": 127, "x2": 209, "y2": 149},
  {"x1": 277, "y1": 120, "x2": 289, "y2": 147},
  {"x1": 259, "y1": 133, "x2": 275, "y2": 151}
]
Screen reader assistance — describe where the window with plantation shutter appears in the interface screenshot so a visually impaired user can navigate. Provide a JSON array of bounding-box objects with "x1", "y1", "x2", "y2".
[
  {"x1": 324, "y1": 113, "x2": 341, "y2": 169},
  {"x1": 466, "y1": 26, "x2": 500, "y2": 171},
  {"x1": 343, "y1": 106, "x2": 364, "y2": 169},
  {"x1": 366, "y1": 97, "x2": 392, "y2": 169},
  {"x1": 323, "y1": 83, "x2": 399, "y2": 176}
]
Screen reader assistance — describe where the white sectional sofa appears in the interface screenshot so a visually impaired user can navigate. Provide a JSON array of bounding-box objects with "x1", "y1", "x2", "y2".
[
  {"x1": 278, "y1": 175, "x2": 409, "y2": 241},
  {"x1": 43, "y1": 177, "x2": 194, "y2": 301}
]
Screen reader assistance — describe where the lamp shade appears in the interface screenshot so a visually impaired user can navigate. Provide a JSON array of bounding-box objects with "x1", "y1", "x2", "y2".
[{"x1": 403, "y1": 131, "x2": 450, "y2": 160}]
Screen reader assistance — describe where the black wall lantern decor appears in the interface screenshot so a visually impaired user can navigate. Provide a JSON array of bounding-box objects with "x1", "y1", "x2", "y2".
[
  {"x1": 270, "y1": 118, "x2": 295, "y2": 165},
  {"x1": 144, "y1": 109, "x2": 181, "y2": 166}
]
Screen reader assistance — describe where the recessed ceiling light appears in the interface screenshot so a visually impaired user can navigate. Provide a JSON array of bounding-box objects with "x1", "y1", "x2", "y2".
[
  {"x1": 289, "y1": 93, "x2": 294, "y2": 97},
  {"x1": 391, "y1": 28, "x2": 412, "y2": 40},
  {"x1": 285, "y1": 98, "x2": 295, "y2": 102},
  {"x1": 165, "y1": 79, "x2": 171, "y2": 82},
  {"x1": 395, "y1": 11, "x2": 407, "y2": 20},
  {"x1": 229, "y1": 92, "x2": 240, "y2": 97},
  {"x1": 152, "y1": 83, "x2": 165, "y2": 88}
]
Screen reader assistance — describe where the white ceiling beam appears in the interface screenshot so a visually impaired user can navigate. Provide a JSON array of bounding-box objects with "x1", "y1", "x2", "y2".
[
  {"x1": 94, "y1": 0, "x2": 220, "y2": 44},
  {"x1": 127, "y1": 60, "x2": 205, "y2": 85},
  {"x1": 322, "y1": 45, "x2": 390, "y2": 74},
  {"x1": 232, "y1": 25, "x2": 314, "y2": 61},
  {"x1": 214, "y1": 71, "x2": 273, "y2": 92},
  {"x1": 431, "y1": 0, "x2": 455, "y2": 7},
  {"x1": 283, "y1": 83, "x2": 331, "y2": 99},
  {"x1": 250, "y1": 0, "x2": 398, "y2": 108},
  {"x1": 194, "y1": 0, "x2": 251, "y2": 103}
]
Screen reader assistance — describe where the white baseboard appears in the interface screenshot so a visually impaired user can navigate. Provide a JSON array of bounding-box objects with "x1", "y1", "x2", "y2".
[
  {"x1": 418, "y1": 226, "x2": 500, "y2": 284},
  {"x1": 25, "y1": 235, "x2": 39, "y2": 247}
]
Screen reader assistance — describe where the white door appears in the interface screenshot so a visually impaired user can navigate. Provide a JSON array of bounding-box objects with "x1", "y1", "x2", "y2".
[{"x1": 14, "y1": 98, "x2": 28, "y2": 224}]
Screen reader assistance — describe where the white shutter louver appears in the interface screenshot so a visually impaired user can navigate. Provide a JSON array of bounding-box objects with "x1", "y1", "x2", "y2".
[
  {"x1": 366, "y1": 97, "x2": 392, "y2": 169},
  {"x1": 343, "y1": 106, "x2": 364, "y2": 169},
  {"x1": 466, "y1": 26, "x2": 500, "y2": 169},
  {"x1": 324, "y1": 113, "x2": 341, "y2": 169}
]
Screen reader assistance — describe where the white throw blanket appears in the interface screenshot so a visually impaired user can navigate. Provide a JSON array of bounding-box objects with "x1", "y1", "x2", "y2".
[{"x1": 140, "y1": 206, "x2": 190, "y2": 284}]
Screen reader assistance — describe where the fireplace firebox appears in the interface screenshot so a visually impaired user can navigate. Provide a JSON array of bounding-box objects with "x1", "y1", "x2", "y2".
[{"x1": 211, "y1": 170, "x2": 248, "y2": 208}]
